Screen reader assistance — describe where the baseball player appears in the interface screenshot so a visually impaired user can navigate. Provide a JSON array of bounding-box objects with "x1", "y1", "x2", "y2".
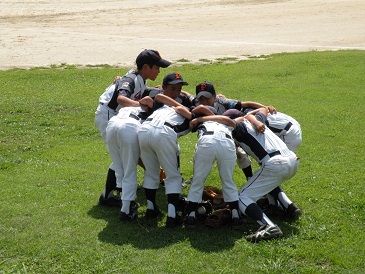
[
  {"x1": 105, "y1": 96, "x2": 154, "y2": 221},
  {"x1": 184, "y1": 107, "x2": 244, "y2": 230},
  {"x1": 96, "y1": 49, "x2": 171, "y2": 207},
  {"x1": 239, "y1": 107, "x2": 302, "y2": 216},
  {"x1": 138, "y1": 94, "x2": 214, "y2": 228},
  {"x1": 143, "y1": 72, "x2": 194, "y2": 109},
  {"x1": 95, "y1": 75, "x2": 123, "y2": 207},
  {"x1": 242, "y1": 107, "x2": 302, "y2": 152},
  {"x1": 194, "y1": 82, "x2": 276, "y2": 180},
  {"x1": 220, "y1": 109, "x2": 300, "y2": 242}
]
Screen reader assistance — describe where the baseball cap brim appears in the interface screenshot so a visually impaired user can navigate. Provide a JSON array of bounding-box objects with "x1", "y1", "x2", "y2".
[
  {"x1": 165, "y1": 79, "x2": 188, "y2": 85},
  {"x1": 196, "y1": 91, "x2": 213, "y2": 99},
  {"x1": 155, "y1": 59, "x2": 171, "y2": 68}
]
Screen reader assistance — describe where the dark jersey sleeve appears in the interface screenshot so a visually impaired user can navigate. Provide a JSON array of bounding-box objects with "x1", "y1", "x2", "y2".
[
  {"x1": 232, "y1": 121, "x2": 248, "y2": 142},
  {"x1": 177, "y1": 94, "x2": 194, "y2": 108},
  {"x1": 117, "y1": 76, "x2": 136, "y2": 98},
  {"x1": 107, "y1": 76, "x2": 136, "y2": 110},
  {"x1": 254, "y1": 112, "x2": 268, "y2": 124},
  {"x1": 217, "y1": 96, "x2": 241, "y2": 110},
  {"x1": 142, "y1": 87, "x2": 163, "y2": 98}
]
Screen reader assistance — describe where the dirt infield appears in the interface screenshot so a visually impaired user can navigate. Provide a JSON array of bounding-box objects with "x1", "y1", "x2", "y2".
[{"x1": 0, "y1": 0, "x2": 364, "y2": 70}]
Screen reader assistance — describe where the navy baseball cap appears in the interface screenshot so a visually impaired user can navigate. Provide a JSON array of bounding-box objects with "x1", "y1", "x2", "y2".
[
  {"x1": 196, "y1": 82, "x2": 216, "y2": 99},
  {"x1": 163, "y1": 72, "x2": 188, "y2": 86},
  {"x1": 222, "y1": 109, "x2": 244, "y2": 119},
  {"x1": 136, "y1": 49, "x2": 171, "y2": 68}
]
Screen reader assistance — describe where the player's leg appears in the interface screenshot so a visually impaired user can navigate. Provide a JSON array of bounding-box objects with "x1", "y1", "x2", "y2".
[
  {"x1": 238, "y1": 163, "x2": 286, "y2": 241},
  {"x1": 155, "y1": 135, "x2": 185, "y2": 228},
  {"x1": 236, "y1": 146, "x2": 253, "y2": 180},
  {"x1": 102, "y1": 120, "x2": 123, "y2": 208},
  {"x1": 119, "y1": 122, "x2": 141, "y2": 221},
  {"x1": 185, "y1": 139, "x2": 215, "y2": 228},
  {"x1": 216, "y1": 139, "x2": 243, "y2": 228},
  {"x1": 96, "y1": 108, "x2": 119, "y2": 206},
  {"x1": 267, "y1": 156, "x2": 301, "y2": 219},
  {"x1": 138, "y1": 129, "x2": 161, "y2": 219}
]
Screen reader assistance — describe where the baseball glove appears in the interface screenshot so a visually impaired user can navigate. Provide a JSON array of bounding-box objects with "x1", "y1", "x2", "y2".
[
  {"x1": 196, "y1": 200, "x2": 213, "y2": 220},
  {"x1": 203, "y1": 186, "x2": 227, "y2": 209},
  {"x1": 205, "y1": 208, "x2": 231, "y2": 228},
  {"x1": 159, "y1": 167, "x2": 166, "y2": 184}
]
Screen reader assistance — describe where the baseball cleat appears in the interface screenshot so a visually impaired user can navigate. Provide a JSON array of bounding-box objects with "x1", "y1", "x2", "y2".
[
  {"x1": 246, "y1": 224, "x2": 283, "y2": 243},
  {"x1": 184, "y1": 216, "x2": 197, "y2": 229},
  {"x1": 176, "y1": 196, "x2": 188, "y2": 212},
  {"x1": 286, "y1": 203, "x2": 302, "y2": 220},
  {"x1": 230, "y1": 217, "x2": 245, "y2": 230},
  {"x1": 145, "y1": 206, "x2": 161, "y2": 219},
  {"x1": 119, "y1": 210, "x2": 137, "y2": 221},
  {"x1": 166, "y1": 215, "x2": 183, "y2": 228},
  {"x1": 119, "y1": 201, "x2": 139, "y2": 221},
  {"x1": 98, "y1": 194, "x2": 121, "y2": 207}
]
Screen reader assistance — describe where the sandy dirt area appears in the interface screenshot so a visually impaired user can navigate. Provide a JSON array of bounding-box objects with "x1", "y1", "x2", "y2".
[{"x1": 0, "y1": 0, "x2": 364, "y2": 70}]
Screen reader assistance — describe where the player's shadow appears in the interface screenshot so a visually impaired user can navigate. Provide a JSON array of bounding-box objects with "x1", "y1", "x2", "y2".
[
  {"x1": 88, "y1": 188, "x2": 298, "y2": 253},
  {"x1": 87, "y1": 199, "x2": 300, "y2": 252},
  {"x1": 87, "y1": 189, "x2": 244, "y2": 252}
]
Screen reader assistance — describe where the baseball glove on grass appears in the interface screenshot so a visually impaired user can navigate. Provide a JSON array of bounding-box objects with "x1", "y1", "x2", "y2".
[
  {"x1": 203, "y1": 186, "x2": 227, "y2": 209},
  {"x1": 205, "y1": 208, "x2": 231, "y2": 228}
]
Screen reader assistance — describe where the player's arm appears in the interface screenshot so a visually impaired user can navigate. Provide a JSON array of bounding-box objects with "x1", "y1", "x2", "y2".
[
  {"x1": 191, "y1": 105, "x2": 216, "y2": 116},
  {"x1": 155, "y1": 93, "x2": 183, "y2": 107},
  {"x1": 180, "y1": 90, "x2": 195, "y2": 101},
  {"x1": 117, "y1": 95, "x2": 140, "y2": 107},
  {"x1": 173, "y1": 106, "x2": 192, "y2": 119},
  {"x1": 190, "y1": 115, "x2": 236, "y2": 130},
  {"x1": 241, "y1": 101, "x2": 276, "y2": 114},
  {"x1": 244, "y1": 110, "x2": 267, "y2": 134},
  {"x1": 139, "y1": 96, "x2": 154, "y2": 111}
]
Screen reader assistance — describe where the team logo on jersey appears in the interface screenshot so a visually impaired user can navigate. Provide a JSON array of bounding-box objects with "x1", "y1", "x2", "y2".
[
  {"x1": 200, "y1": 83, "x2": 207, "y2": 90},
  {"x1": 122, "y1": 82, "x2": 130, "y2": 88},
  {"x1": 134, "y1": 91, "x2": 142, "y2": 101}
]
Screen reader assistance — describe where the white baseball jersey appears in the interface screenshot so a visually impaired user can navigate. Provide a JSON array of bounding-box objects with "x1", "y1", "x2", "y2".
[
  {"x1": 187, "y1": 121, "x2": 239, "y2": 203},
  {"x1": 266, "y1": 112, "x2": 302, "y2": 152},
  {"x1": 106, "y1": 107, "x2": 144, "y2": 202},
  {"x1": 107, "y1": 70, "x2": 146, "y2": 111},
  {"x1": 95, "y1": 70, "x2": 146, "y2": 172},
  {"x1": 138, "y1": 105, "x2": 191, "y2": 195},
  {"x1": 233, "y1": 117, "x2": 299, "y2": 215},
  {"x1": 95, "y1": 69, "x2": 136, "y2": 142}
]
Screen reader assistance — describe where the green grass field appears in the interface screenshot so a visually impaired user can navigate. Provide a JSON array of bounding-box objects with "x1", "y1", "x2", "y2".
[{"x1": 1, "y1": 50, "x2": 365, "y2": 273}]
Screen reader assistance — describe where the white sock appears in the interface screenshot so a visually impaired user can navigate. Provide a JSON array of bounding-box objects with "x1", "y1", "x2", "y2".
[
  {"x1": 121, "y1": 201, "x2": 130, "y2": 214},
  {"x1": 231, "y1": 209, "x2": 239, "y2": 218},
  {"x1": 167, "y1": 203, "x2": 176, "y2": 218},
  {"x1": 257, "y1": 213, "x2": 275, "y2": 227},
  {"x1": 147, "y1": 200, "x2": 154, "y2": 210},
  {"x1": 278, "y1": 192, "x2": 292, "y2": 209}
]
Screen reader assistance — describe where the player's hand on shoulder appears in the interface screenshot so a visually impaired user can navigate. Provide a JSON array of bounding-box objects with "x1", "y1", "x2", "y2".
[
  {"x1": 266, "y1": 105, "x2": 277, "y2": 114},
  {"x1": 113, "y1": 76, "x2": 121, "y2": 83}
]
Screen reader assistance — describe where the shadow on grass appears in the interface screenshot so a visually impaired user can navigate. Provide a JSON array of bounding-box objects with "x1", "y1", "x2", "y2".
[{"x1": 87, "y1": 189, "x2": 300, "y2": 252}]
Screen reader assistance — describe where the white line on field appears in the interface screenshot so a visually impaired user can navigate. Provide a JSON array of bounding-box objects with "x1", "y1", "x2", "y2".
[{"x1": 40, "y1": 30, "x2": 365, "y2": 50}]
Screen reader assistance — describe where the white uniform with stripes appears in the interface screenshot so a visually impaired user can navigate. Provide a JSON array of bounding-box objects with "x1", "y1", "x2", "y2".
[
  {"x1": 233, "y1": 119, "x2": 299, "y2": 214},
  {"x1": 187, "y1": 121, "x2": 239, "y2": 203},
  {"x1": 105, "y1": 107, "x2": 144, "y2": 202},
  {"x1": 138, "y1": 105, "x2": 190, "y2": 195},
  {"x1": 266, "y1": 112, "x2": 302, "y2": 152}
]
